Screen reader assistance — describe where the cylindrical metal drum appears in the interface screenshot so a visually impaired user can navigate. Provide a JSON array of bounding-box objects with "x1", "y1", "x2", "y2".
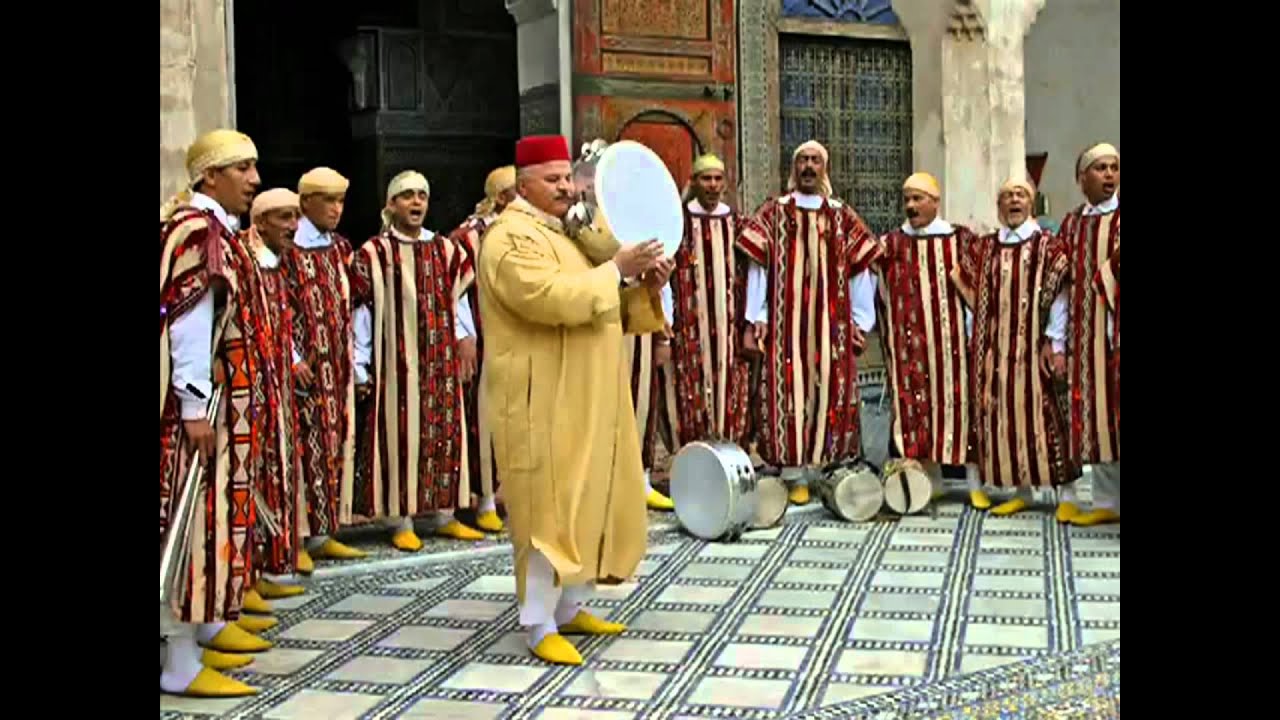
[
  {"x1": 750, "y1": 475, "x2": 788, "y2": 530},
  {"x1": 670, "y1": 441, "x2": 758, "y2": 541},
  {"x1": 812, "y1": 462, "x2": 883, "y2": 522},
  {"x1": 882, "y1": 459, "x2": 934, "y2": 515}
]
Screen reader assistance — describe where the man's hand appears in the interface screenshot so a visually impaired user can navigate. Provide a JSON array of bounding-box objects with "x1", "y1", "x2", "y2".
[
  {"x1": 753, "y1": 322, "x2": 768, "y2": 344},
  {"x1": 851, "y1": 325, "x2": 867, "y2": 355},
  {"x1": 183, "y1": 418, "x2": 215, "y2": 465},
  {"x1": 294, "y1": 360, "x2": 315, "y2": 388},
  {"x1": 356, "y1": 383, "x2": 373, "y2": 401},
  {"x1": 613, "y1": 240, "x2": 663, "y2": 279},
  {"x1": 458, "y1": 337, "x2": 478, "y2": 381},
  {"x1": 1051, "y1": 352, "x2": 1066, "y2": 379},
  {"x1": 642, "y1": 256, "x2": 676, "y2": 288},
  {"x1": 654, "y1": 340, "x2": 672, "y2": 367}
]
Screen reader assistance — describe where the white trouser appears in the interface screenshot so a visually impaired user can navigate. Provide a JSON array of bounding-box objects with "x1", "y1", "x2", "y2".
[
  {"x1": 919, "y1": 462, "x2": 983, "y2": 493},
  {"x1": 1090, "y1": 462, "x2": 1120, "y2": 512},
  {"x1": 781, "y1": 466, "x2": 809, "y2": 486},
  {"x1": 521, "y1": 549, "x2": 591, "y2": 630}
]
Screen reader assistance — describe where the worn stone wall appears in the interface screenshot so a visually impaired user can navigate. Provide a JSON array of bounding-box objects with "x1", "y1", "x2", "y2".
[
  {"x1": 1025, "y1": 0, "x2": 1120, "y2": 218},
  {"x1": 160, "y1": 0, "x2": 231, "y2": 204}
]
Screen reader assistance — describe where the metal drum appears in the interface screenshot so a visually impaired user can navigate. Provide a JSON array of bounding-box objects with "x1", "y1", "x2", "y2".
[
  {"x1": 670, "y1": 441, "x2": 757, "y2": 541},
  {"x1": 882, "y1": 459, "x2": 934, "y2": 516},
  {"x1": 751, "y1": 475, "x2": 788, "y2": 529},
  {"x1": 813, "y1": 462, "x2": 884, "y2": 522}
]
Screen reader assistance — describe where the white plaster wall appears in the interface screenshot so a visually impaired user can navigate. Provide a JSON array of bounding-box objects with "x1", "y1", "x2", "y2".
[
  {"x1": 1025, "y1": 0, "x2": 1119, "y2": 218},
  {"x1": 160, "y1": 0, "x2": 232, "y2": 204}
]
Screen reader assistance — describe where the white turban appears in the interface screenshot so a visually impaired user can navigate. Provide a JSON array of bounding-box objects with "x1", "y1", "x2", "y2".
[
  {"x1": 381, "y1": 170, "x2": 430, "y2": 231},
  {"x1": 1077, "y1": 143, "x2": 1119, "y2": 175},
  {"x1": 786, "y1": 140, "x2": 834, "y2": 197},
  {"x1": 251, "y1": 188, "x2": 300, "y2": 220}
]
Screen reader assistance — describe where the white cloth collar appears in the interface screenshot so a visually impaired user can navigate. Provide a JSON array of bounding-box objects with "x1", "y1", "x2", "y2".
[
  {"x1": 687, "y1": 199, "x2": 731, "y2": 217},
  {"x1": 254, "y1": 241, "x2": 280, "y2": 269},
  {"x1": 1083, "y1": 192, "x2": 1119, "y2": 216},
  {"x1": 388, "y1": 225, "x2": 434, "y2": 243},
  {"x1": 783, "y1": 192, "x2": 843, "y2": 210},
  {"x1": 295, "y1": 216, "x2": 333, "y2": 249},
  {"x1": 901, "y1": 217, "x2": 954, "y2": 236},
  {"x1": 189, "y1": 192, "x2": 233, "y2": 234},
  {"x1": 998, "y1": 218, "x2": 1042, "y2": 244}
]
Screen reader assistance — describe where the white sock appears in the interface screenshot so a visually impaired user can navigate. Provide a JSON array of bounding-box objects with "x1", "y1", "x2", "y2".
[
  {"x1": 432, "y1": 510, "x2": 456, "y2": 529},
  {"x1": 305, "y1": 535, "x2": 329, "y2": 552},
  {"x1": 527, "y1": 618, "x2": 559, "y2": 649},
  {"x1": 480, "y1": 495, "x2": 497, "y2": 514},
  {"x1": 554, "y1": 585, "x2": 588, "y2": 625},
  {"x1": 160, "y1": 626, "x2": 205, "y2": 693},
  {"x1": 1058, "y1": 481, "x2": 1079, "y2": 504},
  {"x1": 195, "y1": 622, "x2": 226, "y2": 646},
  {"x1": 1014, "y1": 487, "x2": 1033, "y2": 501},
  {"x1": 781, "y1": 466, "x2": 806, "y2": 485},
  {"x1": 644, "y1": 470, "x2": 653, "y2": 494},
  {"x1": 965, "y1": 464, "x2": 983, "y2": 491}
]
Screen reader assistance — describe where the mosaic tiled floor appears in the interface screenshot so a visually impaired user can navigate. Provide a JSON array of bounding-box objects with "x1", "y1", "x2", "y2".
[{"x1": 160, "y1": 495, "x2": 1119, "y2": 719}]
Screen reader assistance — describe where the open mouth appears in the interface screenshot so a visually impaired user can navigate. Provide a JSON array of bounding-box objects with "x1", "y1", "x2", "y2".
[
  {"x1": 408, "y1": 209, "x2": 424, "y2": 220},
  {"x1": 1102, "y1": 183, "x2": 1116, "y2": 194}
]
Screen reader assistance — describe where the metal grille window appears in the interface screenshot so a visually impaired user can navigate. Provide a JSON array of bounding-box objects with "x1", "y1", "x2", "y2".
[{"x1": 779, "y1": 34, "x2": 913, "y2": 235}]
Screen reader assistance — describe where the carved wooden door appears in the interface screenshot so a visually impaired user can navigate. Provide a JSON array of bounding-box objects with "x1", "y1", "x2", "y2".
[{"x1": 574, "y1": 0, "x2": 738, "y2": 204}]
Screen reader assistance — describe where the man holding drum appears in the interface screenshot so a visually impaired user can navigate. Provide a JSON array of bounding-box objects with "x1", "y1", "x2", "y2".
[{"x1": 476, "y1": 134, "x2": 674, "y2": 665}]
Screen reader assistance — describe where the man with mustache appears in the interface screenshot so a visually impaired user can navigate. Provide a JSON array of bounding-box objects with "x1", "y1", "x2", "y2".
[
  {"x1": 448, "y1": 165, "x2": 519, "y2": 533},
  {"x1": 349, "y1": 171, "x2": 486, "y2": 549},
  {"x1": 1044, "y1": 143, "x2": 1120, "y2": 526},
  {"x1": 737, "y1": 140, "x2": 881, "y2": 504},
  {"x1": 951, "y1": 178, "x2": 1077, "y2": 514},
  {"x1": 477, "y1": 134, "x2": 672, "y2": 665},
  {"x1": 160, "y1": 129, "x2": 275, "y2": 697},
  {"x1": 279, "y1": 167, "x2": 367, "y2": 570},
  {"x1": 873, "y1": 173, "x2": 987, "y2": 507}
]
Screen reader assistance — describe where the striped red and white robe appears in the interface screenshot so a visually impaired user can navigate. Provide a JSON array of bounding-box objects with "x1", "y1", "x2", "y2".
[
  {"x1": 665, "y1": 200, "x2": 751, "y2": 445},
  {"x1": 626, "y1": 333, "x2": 677, "y2": 472},
  {"x1": 161, "y1": 206, "x2": 282, "y2": 623},
  {"x1": 243, "y1": 230, "x2": 301, "y2": 576},
  {"x1": 951, "y1": 225, "x2": 1076, "y2": 488},
  {"x1": 349, "y1": 227, "x2": 475, "y2": 517},
  {"x1": 450, "y1": 213, "x2": 499, "y2": 503},
  {"x1": 1094, "y1": 246, "x2": 1120, "y2": 445},
  {"x1": 279, "y1": 223, "x2": 356, "y2": 535},
  {"x1": 1057, "y1": 203, "x2": 1121, "y2": 466},
  {"x1": 875, "y1": 222, "x2": 979, "y2": 465},
  {"x1": 737, "y1": 194, "x2": 881, "y2": 468}
]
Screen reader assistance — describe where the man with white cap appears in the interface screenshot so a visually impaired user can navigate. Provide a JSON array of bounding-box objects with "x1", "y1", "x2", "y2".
[
  {"x1": 448, "y1": 165, "x2": 519, "y2": 533},
  {"x1": 737, "y1": 140, "x2": 881, "y2": 504},
  {"x1": 160, "y1": 129, "x2": 275, "y2": 697},
  {"x1": 348, "y1": 170, "x2": 487, "y2": 549},
  {"x1": 951, "y1": 178, "x2": 1078, "y2": 515},
  {"x1": 1045, "y1": 143, "x2": 1121, "y2": 526},
  {"x1": 278, "y1": 167, "x2": 366, "y2": 569},
  {"x1": 236, "y1": 189, "x2": 308, "y2": 621},
  {"x1": 873, "y1": 172, "x2": 986, "y2": 507}
]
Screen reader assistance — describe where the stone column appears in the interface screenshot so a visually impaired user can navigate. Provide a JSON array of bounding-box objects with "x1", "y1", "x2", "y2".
[
  {"x1": 895, "y1": 0, "x2": 1044, "y2": 232},
  {"x1": 160, "y1": 0, "x2": 234, "y2": 204},
  {"x1": 505, "y1": 0, "x2": 572, "y2": 138}
]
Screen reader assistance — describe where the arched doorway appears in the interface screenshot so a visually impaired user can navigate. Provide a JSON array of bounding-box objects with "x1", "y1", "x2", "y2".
[{"x1": 616, "y1": 110, "x2": 704, "y2": 191}]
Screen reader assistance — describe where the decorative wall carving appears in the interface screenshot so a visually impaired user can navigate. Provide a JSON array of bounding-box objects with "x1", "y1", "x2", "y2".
[
  {"x1": 780, "y1": 0, "x2": 900, "y2": 25},
  {"x1": 738, "y1": 0, "x2": 780, "y2": 211},
  {"x1": 520, "y1": 83, "x2": 561, "y2": 135},
  {"x1": 602, "y1": 0, "x2": 707, "y2": 39}
]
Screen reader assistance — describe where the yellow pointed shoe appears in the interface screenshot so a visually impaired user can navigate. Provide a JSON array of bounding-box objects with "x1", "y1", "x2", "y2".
[
  {"x1": 558, "y1": 610, "x2": 626, "y2": 636},
  {"x1": 476, "y1": 510, "x2": 505, "y2": 533},
  {"x1": 312, "y1": 538, "x2": 368, "y2": 560},
  {"x1": 392, "y1": 528, "x2": 424, "y2": 552},
  {"x1": 201, "y1": 649, "x2": 254, "y2": 671},
  {"x1": 646, "y1": 489, "x2": 675, "y2": 511},
  {"x1": 255, "y1": 578, "x2": 305, "y2": 599},
  {"x1": 530, "y1": 633, "x2": 583, "y2": 666},
  {"x1": 203, "y1": 623, "x2": 273, "y2": 654},
  {"x1": 1055, "y1": 502, "x2": 1081, "y2": 523},
  {"x1": 1070, "y1": 508, "x2": 1120, "y2": 527},
  {"x1": 241, "y1": 589, "x2": 273, "y2": 615},
  {"x1": 788, "y1": 485, "x2": 811, "y2": 505},
  {"x1": 969, "y1": 489, "x2": 992, "y2": 510},
  {"x1": 237, "y1": 614, "x2": 278, "y2": 635},
  {"x1": 437, "y1": 519, "x2": 486, "y2": 541},
  {"x1": 295, "y1": 549, "x2": 315, "y2": 576},
  {"x1": 990, "y1": 497, "x2": 1029, "y2": 517},
  {"x1": 176, "y1": 667, "x2": 258, "y2": 697}
]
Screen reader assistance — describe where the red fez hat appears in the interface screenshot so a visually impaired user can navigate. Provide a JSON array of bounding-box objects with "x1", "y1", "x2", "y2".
[{"x1": 515, "y1": 135, "x2": 571, "y2": 168}]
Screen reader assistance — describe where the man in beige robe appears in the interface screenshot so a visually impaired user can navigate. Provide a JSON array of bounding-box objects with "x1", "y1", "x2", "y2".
[{"x1": 477, "y1": 134, "x2": 671, "y2": 666}]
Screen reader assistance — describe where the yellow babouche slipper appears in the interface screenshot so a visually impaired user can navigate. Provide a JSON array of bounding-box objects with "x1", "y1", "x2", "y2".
[
  {"x1": 530, "y1": 633, "x2": 583, "y2": 665},
  {"x1": 203, "y1": 623, "x2": 273, "y2": 654},
  {"x1": 646, "y1": 489, "x2": 675, "y2": 511},
  {"x1": 788, "y1": 485, "x2": 811, "y2": 505},
  {"x1": 240, "y1": 589, "x2": 273, "y2": 615},
  {"x1": 558, "y1": 610, "x2": 626, "y2": 636},
  {"x1": 1055, "y1": 502, "x2": 1081, "y2": 523},
  {"x1": 236, "y1": 614, "x2": 278, "y2": 635},
  {"x1": 255, "y1": 578, "x2": 306, "y2": 599},
  {"x1": 990, "y1": 497, "x2": 1029, "y2": 517},
  {"x1": 175, "y1": 667, "x2": 258, "y2": 697},
  {"x1": 312, "y1": 538, "x2": 368, "y2": 560},
  {"x1": 1069, "y1": 508, "x2": 1120, "y2": 527},
  {"x1": 475, "y1": 510, "x2": 505, "y2": 533},
  {"x1": 295, "y1": 549, "x2": 315, "y2": 575},
  {"x1": 437, "y1": 519, "x2": 485, "y2": 541},
  {"x1": 392, "y1": 528, "x2": 424, "y2": 552},
  {"x1": 969, "y1": 489, "x2": 992, "y2": 510},
  {"x1": 201, "y1": 649, "x2": 254, "y2": 671}
]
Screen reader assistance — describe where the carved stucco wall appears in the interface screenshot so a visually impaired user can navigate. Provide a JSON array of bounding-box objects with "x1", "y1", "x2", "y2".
[{"x1": 160, "y1": 0, "x2": 233, "y2": 204}]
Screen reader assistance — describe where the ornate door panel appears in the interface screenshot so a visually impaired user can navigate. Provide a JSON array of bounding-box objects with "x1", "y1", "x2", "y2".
[
  {"x1": 778, "y1": 34, "x2": 912, "y2": 235},
  {"x1": 574, "y1": 0, "x2": 738, "y2": 200}
]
